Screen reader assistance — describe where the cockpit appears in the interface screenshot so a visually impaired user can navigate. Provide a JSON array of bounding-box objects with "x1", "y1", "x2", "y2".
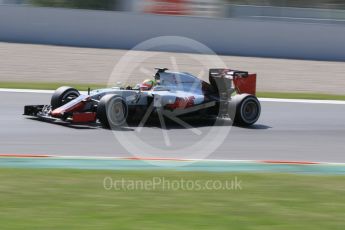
[{"x1": 150, "y1": 68, "x2": 203, "y2": 93}]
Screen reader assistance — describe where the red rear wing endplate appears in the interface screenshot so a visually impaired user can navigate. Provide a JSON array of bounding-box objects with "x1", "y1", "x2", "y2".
[{"x1": 233, "y1": 73, "x2": 257, "y2": 95}]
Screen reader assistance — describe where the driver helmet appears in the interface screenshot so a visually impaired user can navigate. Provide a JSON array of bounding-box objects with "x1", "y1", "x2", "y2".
[{"x1": 140, "y1": 79, "x2": 157, "y2": 91}]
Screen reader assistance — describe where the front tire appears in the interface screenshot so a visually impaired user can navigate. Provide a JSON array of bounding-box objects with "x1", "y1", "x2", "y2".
[
  {"x1": 51, "y1": 86, "x2": 80, "y2": 110},
  {"x1": 97, "y1": 94, "x2": 128, "y2": 129}
]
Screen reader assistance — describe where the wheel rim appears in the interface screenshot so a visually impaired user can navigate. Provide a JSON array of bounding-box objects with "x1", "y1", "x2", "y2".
[
  {"x1": 62, "y1": 92, "x2": 79, "y2": 105},
  {"x1": 108, "y1": 99, "x2": 127, "y2": 126},
  {"x1": 241, "y1": 98, "x2": 260, "y2": 124}
]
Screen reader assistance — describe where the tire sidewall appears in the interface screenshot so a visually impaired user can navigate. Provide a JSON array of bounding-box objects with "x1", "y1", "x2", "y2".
[
  {"x1": 51, "y1": 86, "x2": 80, "y2": 110},
  {"x1": 238, "y1": 96, "x2": 261, "y2": 125},
  {"x1": 97, "y1": 94, "x2": 128, "y2": 128}
]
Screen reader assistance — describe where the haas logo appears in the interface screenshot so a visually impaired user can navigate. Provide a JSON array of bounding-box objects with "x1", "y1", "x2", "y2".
[{"x1": 166, "y1": 96, "x2": 195, "y2": 110}]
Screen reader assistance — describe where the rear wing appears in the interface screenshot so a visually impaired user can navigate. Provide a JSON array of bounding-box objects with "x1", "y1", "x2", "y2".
[{"x1": 209, "y1": 69, "x2": 257, "y2": 95}]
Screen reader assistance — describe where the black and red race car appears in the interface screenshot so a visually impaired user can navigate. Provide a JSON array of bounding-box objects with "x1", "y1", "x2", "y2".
[{"x1": 24, "y1": 68, "x2": 261, "y2": 128}]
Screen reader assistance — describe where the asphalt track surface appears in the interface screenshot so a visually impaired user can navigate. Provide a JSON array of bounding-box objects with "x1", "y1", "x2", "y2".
[{"x1": 1, "y1": 91, "x2": 345, "y2": 163}]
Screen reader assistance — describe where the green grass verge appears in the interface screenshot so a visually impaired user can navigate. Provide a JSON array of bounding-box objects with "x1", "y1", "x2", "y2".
[
  {"x1": 0, "y1": 168, "x2": 344, "y2": 229},
  {"x1": 1, "y1": 81, "x2": 345, "y2": 100}
]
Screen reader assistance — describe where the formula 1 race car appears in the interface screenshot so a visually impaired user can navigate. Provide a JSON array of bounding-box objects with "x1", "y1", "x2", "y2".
[{"x1": 24, "y1": 68, "x2": 261, "y2": 128}]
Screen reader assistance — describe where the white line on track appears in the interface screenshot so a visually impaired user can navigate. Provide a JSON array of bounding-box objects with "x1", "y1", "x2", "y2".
[
  {"x1": 66, "y1": 156, "x2": 345, "y2": 165},
  {"x1": 2, "y1": 154, "x2": 345, "y2": 165},
  {"x1": 0, "y1": 88, "x2": 87, "y2": 94},
  {"x1": 0, "y1": 88, "x2": 54, "y2": 94},
  {"x1": 259, "y1": 98, "x2": 345, "y2": 105},
  {"x1": 1, "y1": 88, "x2": 345, "y2": 105}
]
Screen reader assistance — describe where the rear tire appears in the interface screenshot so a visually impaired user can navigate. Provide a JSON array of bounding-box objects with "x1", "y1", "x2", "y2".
[
  {"x1": 51, "y1": 86, "x2": 80, "y2": 110},
  {"x1": 231, "y1": 94, "x2": 261, "y2": 126},
  {"x1": 97, "y1": 94, "x2": 128, "y2": 129}
]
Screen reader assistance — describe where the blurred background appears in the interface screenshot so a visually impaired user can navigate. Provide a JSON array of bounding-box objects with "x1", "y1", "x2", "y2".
[
  {"x1": 0, "y1": 4, "x2": 344, "y2": 228},
  {"x1": 1, "y1": 0, "x2": 345, "y2": 20},
  {"x1": 0, "y1": 0, "x2": 344, "y2": 94}
]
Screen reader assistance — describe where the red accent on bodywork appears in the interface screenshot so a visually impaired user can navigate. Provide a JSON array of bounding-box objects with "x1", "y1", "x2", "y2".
[
  {"x1": 51, "y1": 101, "x2": 86, "y2": 117},
  {"x1": 165, "y1": 96, "x2": 195, "y2": 110},
  {"x1": 72, "y1": 112, "x2": 97, "y2": 123},
  {"x1": 233, "y1": 73, "x2": 257, "y2": 95}
]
